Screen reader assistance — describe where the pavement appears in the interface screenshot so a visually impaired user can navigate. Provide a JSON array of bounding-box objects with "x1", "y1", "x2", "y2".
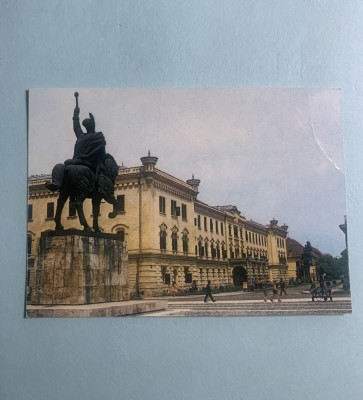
[
  {"x1": 26, "y1": 299, "x2": 168, "y2": 318},
  {"x1": 26, "y1": 284, "x2": 352, "y2": 318},
  {"x1": 139, "y1": 284, "x2": 352, "y2": 317}
]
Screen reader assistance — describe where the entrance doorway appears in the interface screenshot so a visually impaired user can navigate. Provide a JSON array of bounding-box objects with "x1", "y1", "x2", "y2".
[{"x1": 233, "y1": 266, "x2": 247, "y2": 286}]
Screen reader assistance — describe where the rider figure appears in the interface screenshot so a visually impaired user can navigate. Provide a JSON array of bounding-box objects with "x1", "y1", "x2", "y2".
[{"x1": 46, "y1": 104, "x2": 118, "y2": 198}]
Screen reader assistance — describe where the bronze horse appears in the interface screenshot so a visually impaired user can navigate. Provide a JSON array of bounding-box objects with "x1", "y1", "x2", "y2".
[{"x1": 49, "y1": 155, "x2": 119, "y2": 232}]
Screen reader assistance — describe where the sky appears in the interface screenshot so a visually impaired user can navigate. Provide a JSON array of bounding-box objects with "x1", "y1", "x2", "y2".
[{"x1": 28, "y1": 88, "x2": 346, "y2": 256}]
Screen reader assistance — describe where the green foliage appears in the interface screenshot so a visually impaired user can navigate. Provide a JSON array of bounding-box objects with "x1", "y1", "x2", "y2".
[{"x1": 317, "y1": 251, "x2": 349, "y2": 280}]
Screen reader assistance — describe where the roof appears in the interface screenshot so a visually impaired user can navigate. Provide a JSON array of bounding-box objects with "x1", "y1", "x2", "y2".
[
  {"x1": 286, "y1": 238, "x2": 323, "y2": 258},
  {"x1": 286, "y1": 238, "x2": 304, "y2": 257},
  {"x1": 214, "y1": 205, "x2": 240, "y2": 214}
]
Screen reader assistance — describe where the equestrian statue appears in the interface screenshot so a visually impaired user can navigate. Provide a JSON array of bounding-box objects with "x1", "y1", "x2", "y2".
[{"x1": 46, "y1": 92, "x2": 119, "y2": 232}]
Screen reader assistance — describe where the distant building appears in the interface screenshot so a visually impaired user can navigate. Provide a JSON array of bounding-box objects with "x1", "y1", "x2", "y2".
[{"x1": 27, "y1": 154, "x2": 289, "y2": 297}]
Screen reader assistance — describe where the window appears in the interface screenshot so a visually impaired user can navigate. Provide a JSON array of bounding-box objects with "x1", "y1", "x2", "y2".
[
  {"x1": 184, "y1": 268, "x2": 192, "y2": 284},
  {"x1": 171, "y1": 201, "x2": 180, "y2": 216},
  {"x1": 159, "y1": 196, "x2": 166, "y2": 214},
  {"x1": 211, "y1": 244, "x2": 216, "y2": 258},
  {"x1": 230, "y1": 245, "x2": 234, "y2": 259},
  {"x1": 221, "y1": 223, "x2": 224, "y2": 235},
  {"x1": 116, "y1": 230, "x2": 125, "y2": 241},
  {"x1": 216, "y1": 221, "x2": 219, "y2": 234},
  {"x1": 222, "y1": 244, "x2": 227, "y2": 259},
  {"x1": 204, "y1": 216, "x2": 207, "y2": 230},
  {"x1": 171, "y1": 231, "x2": 178, "y2": 252},
  {"x1": 69, "y1": 201, "x2": 77, "y2": 217},
  {"x1": 46, "y1": 202, "x2": 54, "y2": 219},
  {"x1": 197, "y1": 215, "x2": 201, "y2": 229},
  {"x1": 181, "y1": 204, "x2": 187, "y2": 220},
  {"x1": 116, "y1": 195, "x2": 125, "y2": 212},
  {"x1": 27, "y1": 235, "x2": 32, "y2": 256},
  {"x1": 160, "y1": 226, "x2": 167, "y2": 250},
  {"x1": 210, "y1": 219, "x2": 214, "y2": 232},
  {"x1": 228, "y1": 224, "x2": 232, "y2": 236},
  {"x1": 198, "y1": 240, "x2": 204, "y2": 256},
  {"x1": 216, "y1": 243, "x2": 221, "y2": 259},
  {"x1": 182, "y1": 232, "x2": 189, "y2": 253},
  {"x1": 162, "y1": 267, "x2": 171, "y2": 285},
  {"x1": 205, "y1": 241, "x2": 209, "y2": 258},
  {"x1": 234, "y1": 226, "x2": 238, "y2": 237},
  {"x1": 246, "y1": 231, "x2": 249, "y2": 242},
  {"x1": 28, "y1": 204, "x2": 33, "y2": 221}
]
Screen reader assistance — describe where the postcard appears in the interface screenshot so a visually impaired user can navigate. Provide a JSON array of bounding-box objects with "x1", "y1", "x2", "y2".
[{"x1": 26, "y1": 88, "x2": 351, "y2": 317}]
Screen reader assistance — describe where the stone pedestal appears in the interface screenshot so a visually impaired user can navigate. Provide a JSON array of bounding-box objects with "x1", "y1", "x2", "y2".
[{"x1": 30, "y1": 230, "x2": 129, "y2": 305}]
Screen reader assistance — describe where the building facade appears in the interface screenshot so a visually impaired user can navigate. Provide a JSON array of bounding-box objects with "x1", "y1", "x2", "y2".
[{"x1": 28, "y1": 154, "x2": 289, "y2": 297}]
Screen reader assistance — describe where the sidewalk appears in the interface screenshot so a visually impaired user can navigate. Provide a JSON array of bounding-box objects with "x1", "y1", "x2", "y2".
[{"x1": 26, "y1": 299, "x2": 168, "y2": 318}]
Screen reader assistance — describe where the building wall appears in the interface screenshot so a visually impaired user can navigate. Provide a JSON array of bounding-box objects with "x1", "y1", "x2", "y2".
[{"x1": 28, "y1": 162, "x2": 290, "y2": 297}]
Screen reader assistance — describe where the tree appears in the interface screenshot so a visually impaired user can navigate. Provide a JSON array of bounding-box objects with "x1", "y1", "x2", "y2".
[{"x1": 317, "y1": 254, "x2": 346, "y2": 281}]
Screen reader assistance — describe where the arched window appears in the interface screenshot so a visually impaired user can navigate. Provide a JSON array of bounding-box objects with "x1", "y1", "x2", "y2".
[
  {"x1": 211, "y1": 239, "x2": 216, "y2": 258},
  {"x1": 204, "y1": 238, "x2": 209, "y2": 258},
  {"x1": 27, "y1": 234, "x2": 32, "y2": 256},
  {"x1": 198, "y1": 236, "x2": 204, "y2": 257},
  {"x1": 221, "y1": 242, "x2": 226, "y2": 259},
  {"x1": 159, "y1": 223, "x2": 167, "y2": 251},
  {"x1": 182, "y1": 229, "x2": 189, "y2": 254},
  {"x1": 235, "y1": 245, "x2": 240, "y2": 258},
  {"x1": 171, "y1": 226, "x2": 178, "y2": 252},
  {"x1": 229, "y1": 243, "x2": 234, "y2": 259},
  {"x1": 216, "y1": 241, "x2": 221, "y2": 259}
]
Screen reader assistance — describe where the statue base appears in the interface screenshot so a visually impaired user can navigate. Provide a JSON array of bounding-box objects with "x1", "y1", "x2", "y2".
[{"x1": 29, "y1": 230, "x2": 129, "y2": 305}]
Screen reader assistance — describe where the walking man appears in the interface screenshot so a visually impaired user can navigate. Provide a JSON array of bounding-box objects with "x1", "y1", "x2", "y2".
[
  {"x1": 204, "y1": 280, "x2": 216, "y2": 303},
  {"x1": 270, "y1": 281, "x2": 281, "y2": 302},
  {"x1": 279, "y1": 278, "x2": 287, "y2": 296}
]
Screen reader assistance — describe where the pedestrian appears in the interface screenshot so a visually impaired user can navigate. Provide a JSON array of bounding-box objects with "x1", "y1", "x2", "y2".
[
  {"x1": 279, "y1": 278, "x2": 287, "y2": 296},
  {"x1": 261, "y1": 280, "x2": 268, "y2": 302},
  {"x1": 270, "y1": 281, "x2": 281, "y2": 302},
  {"x1": 204, "y1": 280, "x2": 216, "y2": 303}
]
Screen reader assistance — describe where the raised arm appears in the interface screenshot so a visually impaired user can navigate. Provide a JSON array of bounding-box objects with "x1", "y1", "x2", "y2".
[{"x1": 73, "y1": 106, "x2": 83, "y2": 138}]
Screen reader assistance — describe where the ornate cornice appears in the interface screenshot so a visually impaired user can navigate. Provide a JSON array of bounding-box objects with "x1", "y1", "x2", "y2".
[
  {"x1": 153, "y1": 179, "x2": 194, "y2": 202},
  {"x1": 194, "y1": 201, "x2": 226, "y2": 220}
]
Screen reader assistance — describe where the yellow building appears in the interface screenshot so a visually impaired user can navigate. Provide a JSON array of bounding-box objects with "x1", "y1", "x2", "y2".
[{"x1": 27, "y1": 154, "x2": 289, "y2": 297}]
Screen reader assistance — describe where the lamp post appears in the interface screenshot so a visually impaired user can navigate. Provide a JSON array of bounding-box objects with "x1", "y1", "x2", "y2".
[{"x1": 339, "y1": 215, "x2": 349, "y2": 290}]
